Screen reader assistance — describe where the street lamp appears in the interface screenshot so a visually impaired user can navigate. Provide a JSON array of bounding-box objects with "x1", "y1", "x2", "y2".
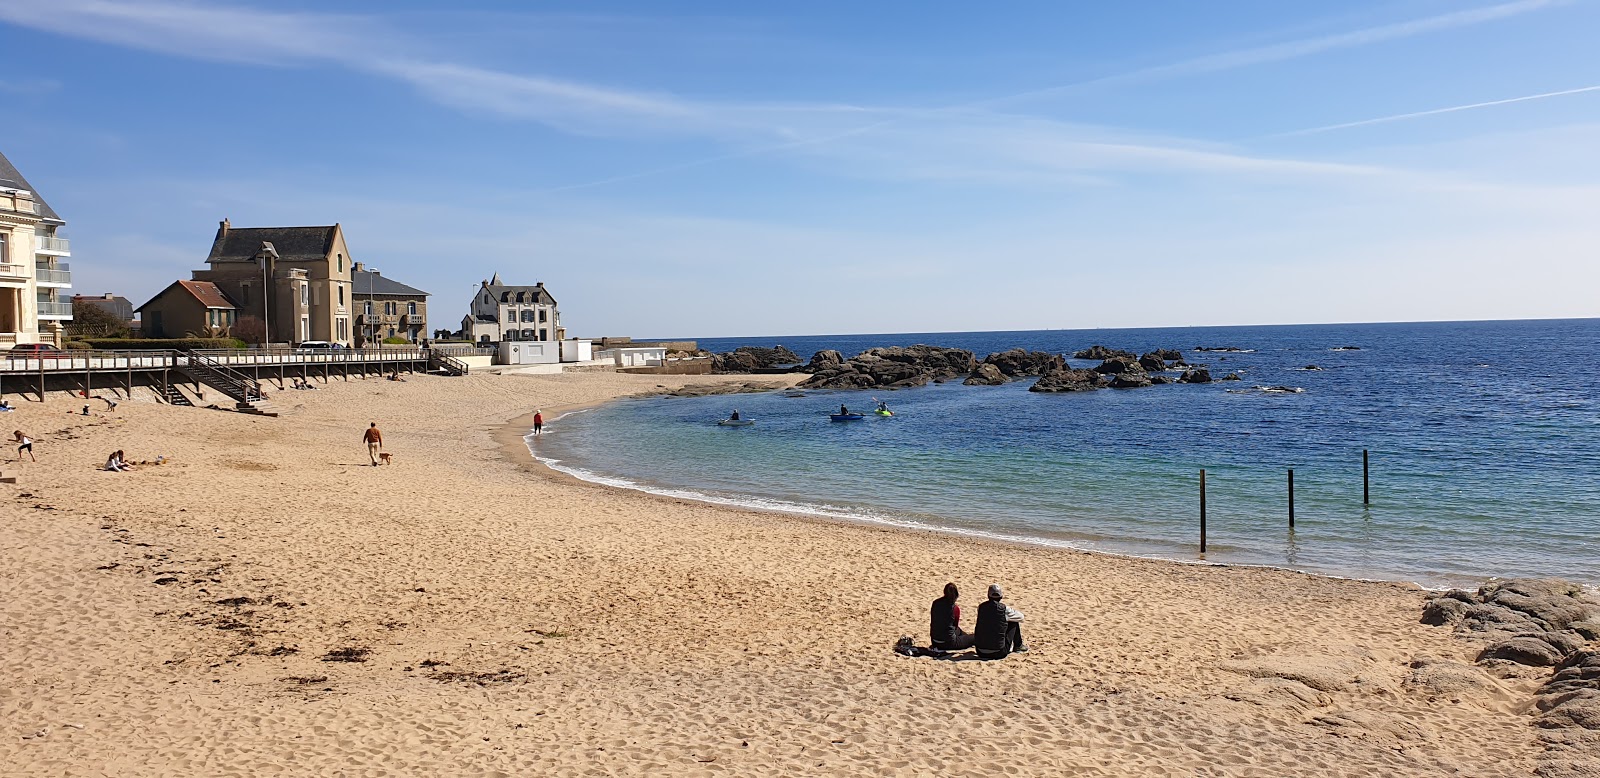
[{"x1": 255, "y1": 242, "x2": 279, "y2": 347}]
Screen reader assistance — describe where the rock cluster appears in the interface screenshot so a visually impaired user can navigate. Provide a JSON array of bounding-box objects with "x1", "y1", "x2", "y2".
[
  {"x1": 711, "y1": 345, "x2": 801, "y2": 373},
  {"x1": 1072, "y1": 345, "x2": 1135, "y2": 361},
  {"x1": 1028, "y1": 368, "x2": 1104, "y2": 393},
  {"x1": 1422, "y1": 578, "x2": 1600, "y2": 771},
  {"x1": 964, "y1": 349, "x2": 1064, "y2": 385},
  {"x1": 797, "y1": 345, "x2": 976, "y2": 390}
]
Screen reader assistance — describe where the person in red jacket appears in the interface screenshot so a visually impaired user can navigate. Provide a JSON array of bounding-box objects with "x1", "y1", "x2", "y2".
[{"x1": 532, "y1": 410, "x2": 544, "y2": 436}]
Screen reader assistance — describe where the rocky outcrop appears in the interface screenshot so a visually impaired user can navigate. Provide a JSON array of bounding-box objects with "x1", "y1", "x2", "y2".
[
  {"x1": 1422, "y1": 579, "x2": 1600, "y2": 774},
  {"x1": 1073, "y1": 345, "x2": 1135, "y2": 361},
  {"x1": 1149, "y1": 348, "x2": 1183, "y2": 361},
  {"x1": 981, "y1": 349, "x2": 1065, "y2": 378},
  {"x1": 804, "y1": 350, "x2": 844, "y2": 373},
  {"x1": 1220, "y1": 372, "x2": 1243, "y2": 381},
  {"x1": 1093, "y1": 357, "x2": 1142, "y2": 375},
  {"x1": 963, "y1": 363, "x2": 1006, "y2": 386},
  {"x1": 1179, "y1": 368, "x2": 1213, "y2": 384},
  {"x1": 1138, "y1": 352, "x2": 1168, "y2": 371},
  {"x1": 798, "y1": 345, "x2": 976, "y2": 390},
  {"x1": 1109, "y1": 371, "x2": 1153, "y2": 389},
  {"x1": 712, "y1": 345, "x2": 801, "y2": 373},
  {"x1": 1029, "y1": 368, "x2": 1104, "y2": 393}
]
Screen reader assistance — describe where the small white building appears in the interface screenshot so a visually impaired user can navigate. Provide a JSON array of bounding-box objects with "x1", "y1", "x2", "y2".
[{"x1": 604, "y1": 346, "x2": 665, "y2": 368}]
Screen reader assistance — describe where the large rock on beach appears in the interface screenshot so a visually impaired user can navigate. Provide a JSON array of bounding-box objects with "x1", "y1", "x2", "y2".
[
  {"x1": 1073, "y1": 345, "x2": 1135, "y2": 361},
  {"x1": 797, "y1": 345, "x2": 976, "y2": 390},
  {"x1": 981, "y1": 349, "x2": 1065, "y2": 378},
  {"x1": 1029, "y1": 368, "x2": 1104, "y2": 393},
  {"x1": 712, "y1": 345, "x2": 800, "y2": 373}
]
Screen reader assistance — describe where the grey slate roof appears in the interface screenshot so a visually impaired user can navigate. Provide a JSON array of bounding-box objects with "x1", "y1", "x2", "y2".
[
  {"x1": 0, "y1": 149, "x2": 63, "y2": 223},
  {"x1": 73, "y1": 295, "x2": 135, "y2": 321},
  {"x1": 208, "y1": 224, "x2": 338, "y2": 264},
  {"x1": 487, "y1": 283, "x2": 556, "y2": 305},
  {"x1": 352, "y1": 269, "x2": 428, "y2": 297}
]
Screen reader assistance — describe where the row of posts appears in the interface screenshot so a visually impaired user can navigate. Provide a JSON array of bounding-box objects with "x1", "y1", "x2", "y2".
[{"x1": 1199, "y1": 450, "x2": 1369, "y2": 553}]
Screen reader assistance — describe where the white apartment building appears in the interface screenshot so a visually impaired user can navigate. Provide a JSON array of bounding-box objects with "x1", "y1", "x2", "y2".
[{"x1": 0, "y1": 150, "x2": 72, "y2": 347}]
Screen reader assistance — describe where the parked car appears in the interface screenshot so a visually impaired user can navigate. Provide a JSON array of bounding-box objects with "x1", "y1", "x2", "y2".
[
  {"x1": 295, "y1": 341, "x2": 334, "y2": 350},
  {"x1": 8, "y1": 343, "x2": 65, "y2": 356}
]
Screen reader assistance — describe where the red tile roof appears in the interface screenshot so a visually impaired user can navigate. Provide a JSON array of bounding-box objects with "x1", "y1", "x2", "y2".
[{"x1": 177, "y1": 280, "x2": 237, "y2": 309}]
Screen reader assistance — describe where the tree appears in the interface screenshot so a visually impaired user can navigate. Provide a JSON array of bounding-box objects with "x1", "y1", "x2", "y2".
[
  {"x1": 232, "y1": 315, "x2": 266, "y2": 345},
  {"x1": 68, "y1": 299, "x2": 130, "y2": 339}
]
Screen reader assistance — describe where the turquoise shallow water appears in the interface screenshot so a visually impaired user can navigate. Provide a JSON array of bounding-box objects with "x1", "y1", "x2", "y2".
[{"x1": 529, "y1": 319, "x2": 1600, "y2": 588}]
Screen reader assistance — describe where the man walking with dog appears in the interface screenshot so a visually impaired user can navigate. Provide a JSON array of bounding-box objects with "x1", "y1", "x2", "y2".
[{"x1": 363, "y1": 422, "x2": 384, "y2": 466}]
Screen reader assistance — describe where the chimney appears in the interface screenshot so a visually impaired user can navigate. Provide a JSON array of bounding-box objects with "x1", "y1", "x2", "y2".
[
  {"x1": 219, "y1": 218, "x2": 230, "y2": 236},
  {"x1": 353, "y1": 261, "x2": 364, "y2": 272}
]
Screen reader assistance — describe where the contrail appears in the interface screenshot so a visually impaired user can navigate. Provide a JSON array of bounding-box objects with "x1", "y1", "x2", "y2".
[{"x1": 1267, "y1": 84, "x2": 1600, "y2": 138}]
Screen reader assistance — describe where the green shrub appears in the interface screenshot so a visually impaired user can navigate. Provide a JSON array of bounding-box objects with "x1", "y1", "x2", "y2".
[
  {"x1": 82, "y1": 338, "x2": 245, "y2": 351},
  {"x1": 382, "y1": 336, "x2": 412, "y2": 345},
  {"x1": 62, "y1": 341, "x2": 94, "y2": 350}
]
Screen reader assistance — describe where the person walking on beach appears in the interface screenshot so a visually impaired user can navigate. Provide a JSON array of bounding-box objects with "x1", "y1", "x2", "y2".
[
  {"x1": 363, "y1": 422, "x2": 384, "y2": 466},
  {"x1": 929, "y1": 582, "x2": 975, "y2": 652},
  {"x1": 974, "y1": 584, "x2": 1027, "y2": 659},
  {"x1": 532, "y1": 410, "x2": 544, "y2": 436},
  {"x1": 14, "y1": 430, "x2": 35, "y2": 462}
]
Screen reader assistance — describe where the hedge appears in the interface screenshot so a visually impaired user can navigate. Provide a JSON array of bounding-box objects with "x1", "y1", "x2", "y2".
[
  {"x1": 62, "y1": 341, "x2": 94, "y2": 350},
  {"x1": 82, "y1": 338, "x2": 246, "y2": 350}
]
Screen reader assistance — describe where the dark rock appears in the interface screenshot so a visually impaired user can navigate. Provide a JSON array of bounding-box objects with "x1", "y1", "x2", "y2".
[
  {"x1": 797, "y1": 345, "x2": 975, "y2": 390},
  {"x1": 1479, "y1": 637, "x2": 1566, "y2": 666},
  {"x1": 1461, "y1": 603, "x2": 1549, "y2": 635},
  {"x1": 1151, "y1": 348, "x2": 1183, "y2": 361},
  {"x1": 1029, "y1": 369, "x2": 1104, "y2": 393},
  {"x1": 1073, "y1": 345, "x2": 1135, "y2": 361},
  {"x1": 1108, "y1": 371, "x2": 1153, "y2": 389},
  {"x1": 1138, "y1": 353, "x2": 1167, "y2": 371},
  {"x1": 804, "y1": 350, "x2": 844, "y2": 372},
  {"x1": 1573, "y1": 620, "x2": 1600, "y2": 640},
  {"x1": 1220, "y1": 373, "x2": 1243, "y2": 381},
  {"x1": 1525, "y1": 631, "x2": 1592, "y2": 656},
  {"x1": 1421, "y1": 597, "x2": 1469, "y2": 626},
  {"x1": 1179, "y1": 368, "x2": 1212, "y2": 384},
  {"x1": 1093, "y1": 357, "x2": 1142, "y2": 375},
  {"x1": 1150, "y1": 376, "x2": 1175, "y2": 385},
  {"x1": 712, "y1": 345, "x2": 801, "y2": 373},
  {"x1": 1195, "y1": 346, "x2": 1250, "y2": 353},
  {"x1": 964, "y1": 363, "x2": 1007, "y2": 386},
  {"x1": 1537, "y1": 695, "x2": 1600, "y2": 730},
  {"x1": 981, "y1": 349, "x2": 1064, "y2": 378},
  {"x1": 1301, "y1": 365, "x2": 1322, "y2": 371},
  {"x1": 1481, "y1": 579, "x2": 1600, "y2": 631}
]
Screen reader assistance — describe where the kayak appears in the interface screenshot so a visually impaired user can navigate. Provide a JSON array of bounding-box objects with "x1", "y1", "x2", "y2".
[
  {"x1": 718, "y1": 419, "x2": 754, "y2": 426},
  {"x1": 874, "y1": 409, "x2": 893, "y2": 417},
  {"x1": 830, "y1": 413, "x2": 865, "y2": 422}
]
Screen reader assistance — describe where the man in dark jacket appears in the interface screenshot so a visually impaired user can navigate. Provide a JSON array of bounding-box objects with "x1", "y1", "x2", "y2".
[
  {"x1": 974, "y1": 583, "x2": 1027, "y2": 659},
  {"x1": 929, "y1": 582, "x2": 975, "y2": 651}
]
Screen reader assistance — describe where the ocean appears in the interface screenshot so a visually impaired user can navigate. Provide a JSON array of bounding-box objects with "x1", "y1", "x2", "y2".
[{"x1": 528, "y1": 319, "x2": 1600, "y2": 588}]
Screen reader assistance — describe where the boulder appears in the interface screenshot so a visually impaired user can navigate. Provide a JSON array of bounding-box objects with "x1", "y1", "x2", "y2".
[
  {"x1": 981, "y1": 349, "x2": 1064, "y2": 378},
  {"x1": 1150, "y1": 375, "x2": 1176, "y2": 385},
  {"x1": 1138, "y1": 352, "x2": 1168, "y2": 371},
  {"x1": 1482, "y1": 579, "x2": 1600, "y2": 630},
  {"x1": 797, "y1": 345, "x2": 975, "y2": 390},
  {"x1": 804, "y1": 349, "x2": 844, "y2": 372},
  {"x1": 1478, "y1": 636, "x2": 1566, "y2": 667},
  {"x1": 963, "y1": 363, "x2": 1007, "y2": 386},
  {"x1": 1220, "y1": 373, "x2": 1243, "y2": 381},
  {"x1": 1029, "y1": 368, "x2": 1104, "y2": 393},
  {"x1": 1421, "y1": 597, "x2": 1469, "y2": 626},
  {"x1": 1073, "y1": 345, "x2": 1135, "y2": 361},
  {"x1": 1179, "y1": 368, "x2": 1213, "y2": 384},
  {"x1": 1109, "y1": 371, "x2": 1153, "y2": 389},
  {"x1": 1150, "y1": 348, "x2": 1183, "y2": 361},
  {"x1": 712, "y1": 345, "x2": 801, "y2": 373},
  {"x1": 1093, "y1": 357, "x2": 1142, "y2": 375}
]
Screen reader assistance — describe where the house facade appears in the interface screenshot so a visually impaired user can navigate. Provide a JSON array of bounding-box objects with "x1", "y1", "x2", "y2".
[
  {"x1": 351, "y1": 263, "x2": 429, "y2": 345},
  {"x1": 136, "y1": 280, "x2": 238, "y2": 339},
  {"x1": 461, "y1": 274, "x2": 563, "y2": 344},
  {"x1": 0, "y1": 150, "x2": 73, "y2": 347},
  {"x1": 189, "y1": 219, "x2": 354, "y2": 345}
]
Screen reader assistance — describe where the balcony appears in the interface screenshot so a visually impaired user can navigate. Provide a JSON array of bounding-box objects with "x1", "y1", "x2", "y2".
[
  {"x1": 36, "y1": 299, "x2": 73, "y2": 319},
  {"x1": 356, "y1": 313, "x2": 400, "y2": 325},
  {"x1": 400, "y1": 313, "x2": 424, "y2": 325},
  {"x1": 35, "y1": 235, "x2": 70, "y2": 256},
  {"x1": 34, "y1": 262, "x2": 71, "y2": 287},
  {"x1": 0, "y1": 262, "x2": 26, "y2": 280}
]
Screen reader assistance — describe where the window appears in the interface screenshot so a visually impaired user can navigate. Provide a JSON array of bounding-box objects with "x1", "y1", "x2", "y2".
[
  {"x1": 503, "y1": 331, "x2": 517, "y2": 341},
  {"x1": 338, "y1": 286, "x2": 345, "y2": 305},
  {"x1": 506, "y1": 310, "x2": 515, "y2": 323},
  {"x1": 300, "y1": 316, "x2": 309, "y2": 343},
  {"x1": 0, "y1": 232, "x2": 7, "y2": 263},
  {"x1": 299, "y1": 284, "x2": 308, "y2": 307},
  {"x1": 539, "y1": 309, "x2": 547, "y2": 323},
  {"x1": 521, "y1": 328, "x2": 536, "y2": 340},
  {"x1": 520, "y1": 310, "x2": 535, "y2": 322},
  {"x1": 337, "y1": 254, "x2": 343, "y2": 273},
  {"x1": 539, "y1": 328, "x2": 548, "y2": 342},
  {"x1": 240, "y1": 283, "x2": 251, "y2": 307},
  {"x1": 386, "y1": 301, "x2": 396, "y2": 315},
  {"x1": 337, "y1": 318, "x2": 348, "y2": 341},
  {"x1": 408, "y1": 301, "x2": 417, "y2": 315}
]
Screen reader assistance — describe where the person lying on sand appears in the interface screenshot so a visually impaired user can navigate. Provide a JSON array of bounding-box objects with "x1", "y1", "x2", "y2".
[
  {"x1": 974, "y1": 584, "x2": 1027, "y2": 659},
  {"x1": 930, "y1": 582, "x2": 975, "y2": 652}
]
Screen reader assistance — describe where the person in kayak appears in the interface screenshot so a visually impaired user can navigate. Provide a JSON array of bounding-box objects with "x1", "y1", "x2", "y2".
[
  {"x1": 876, "y1": 400, "x2": 890, "y2": 414},
  {"x1": 974, "y1": 584, "x2": 1028, "y2": 659},
  {"x1": 929, "y1": 582, "x2": 975, "y2": 651},
  {"x1": 730, "y1": 410, "x2": 741, "y2": 421}
]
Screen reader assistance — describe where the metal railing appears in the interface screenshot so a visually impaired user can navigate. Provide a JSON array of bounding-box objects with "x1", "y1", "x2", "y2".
[
  {"x1": 34, "y1": 263, "x2": 71, "y2": 284},
  {"x1": 36, "y1": 300, "x2": 72, "y2": 316}
]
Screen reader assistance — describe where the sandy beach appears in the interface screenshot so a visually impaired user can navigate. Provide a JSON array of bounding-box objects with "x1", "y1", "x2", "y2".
[{"x1": 0, "y1": 371, "x2": 1552, "y2": 776}]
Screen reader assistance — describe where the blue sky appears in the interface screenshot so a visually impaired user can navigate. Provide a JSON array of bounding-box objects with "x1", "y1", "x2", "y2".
[{"x1": 2, "y1": 0, "x2": 1597, "y2": 337}]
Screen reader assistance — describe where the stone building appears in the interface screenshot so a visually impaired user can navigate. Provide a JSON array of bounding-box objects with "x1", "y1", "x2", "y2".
[
  {"x1": 135, "y1": 280, "x2": 238, "y2": 339},
  {"x1": 460, "y1": 274, "x2": 563, "y2": 344},
  {"x1": 0, "y1": 150, "x2": 74, "y2": 347},
  {"x1": 351, "y1": 262, "x2": 429, "y2": 345},
  {"x1": 189, "y1": 219, "x2": 354, "y2": 345}
]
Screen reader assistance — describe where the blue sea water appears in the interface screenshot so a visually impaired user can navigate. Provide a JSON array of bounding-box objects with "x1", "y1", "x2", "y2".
[{"x1": 530, "y1": 319, "x2": 1600, "y2": 588}]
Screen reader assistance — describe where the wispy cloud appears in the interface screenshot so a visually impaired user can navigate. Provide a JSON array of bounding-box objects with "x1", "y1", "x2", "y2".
[{"x1": 1265, "y1": 84, "x2": 1600, "y2": 138}]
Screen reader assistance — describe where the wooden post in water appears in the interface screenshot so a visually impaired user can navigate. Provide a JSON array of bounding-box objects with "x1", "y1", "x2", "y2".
[
  {"x1": 1199, "y1": 469, "x2": 1208, "y2": 553},
  {"x1": 1363, "y1": 449, "x2": 1370, "y2": 505},
  {"x1": 1288, "y1": 469, "x2": 1295, "y2": 529}
]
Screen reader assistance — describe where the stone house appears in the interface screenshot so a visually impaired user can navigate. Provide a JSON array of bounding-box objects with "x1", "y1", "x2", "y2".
[
  {"x1": 351, "y1": 262, "x2": 429, "y2": 344},
  {"x1": 0, "y1": 150, "x2": 74, "y2": 347},
  {"x1": 460, "y1": 274, "x2": 564, "y2": 344},
  {"x1": 136, "y1": 280, "x2": 238, "y2": 338},
  {"x1": 189, "y1": 219, "x2": 354, "y2": 345}
]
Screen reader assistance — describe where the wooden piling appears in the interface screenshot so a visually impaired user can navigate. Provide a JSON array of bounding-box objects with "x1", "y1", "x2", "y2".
[
  {"x1": 1288, "y1": 468, "x2": 1295, "y2": 528},
  {"x1": 1363, "y1": 449, "x2": 1370, "y2": 505},
  {"x1": 1199, "y1": 469, "x2": 1208, "y2": 553}
]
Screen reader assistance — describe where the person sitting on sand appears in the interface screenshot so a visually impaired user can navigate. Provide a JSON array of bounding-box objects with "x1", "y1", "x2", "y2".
[
  {"x1": 15, "y1": 430, "x2": 35, "y2": 462},
  {"x1": 104, "y1": 450, "x2": 134, "y2": 472},
  {"x1": 0, "y1": 400, "x2": 13, "y2": 412},
  {"x1": 974, "y1": 584, "x2": 1027, "y2": 659},
  {"x1": 929, "y1": 582, "x2": 975, "y2": 652}
]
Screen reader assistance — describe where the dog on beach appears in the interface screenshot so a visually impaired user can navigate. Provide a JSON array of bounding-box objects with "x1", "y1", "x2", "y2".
[{"x1": 378, "y1": 452, "x2": 393, "y2": 465}]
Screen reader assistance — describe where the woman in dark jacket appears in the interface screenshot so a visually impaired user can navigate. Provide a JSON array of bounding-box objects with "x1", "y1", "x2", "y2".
[{"x1": 929, "y1": 582, "x2": 976, "y2": 651}]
